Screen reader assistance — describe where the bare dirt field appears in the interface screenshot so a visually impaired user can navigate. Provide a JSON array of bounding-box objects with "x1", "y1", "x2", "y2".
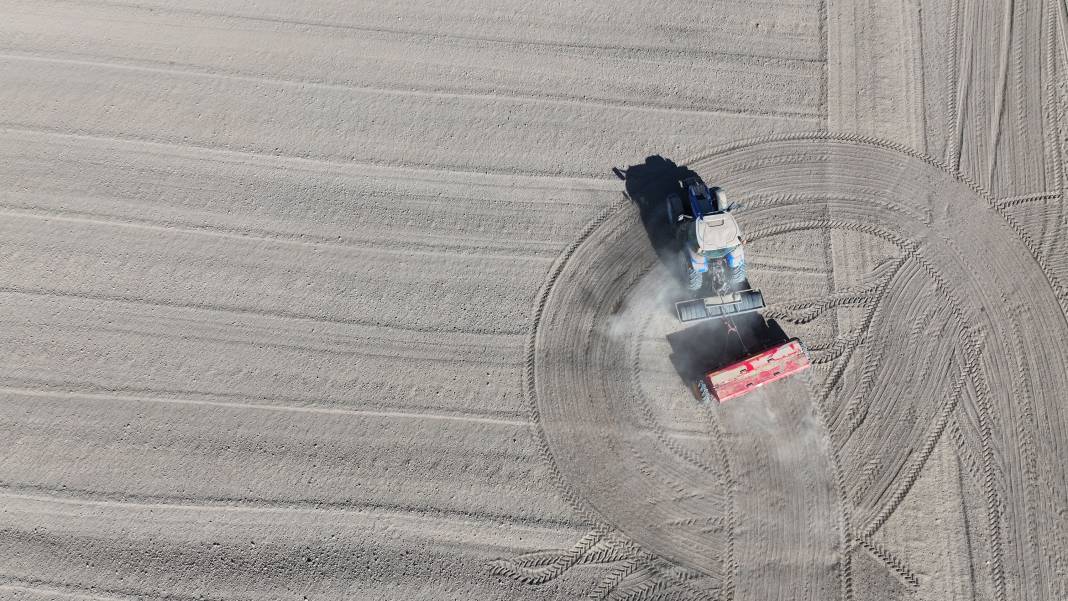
[{"x1": 1, "y1": 1, "x2": 1066, "y2": 600}]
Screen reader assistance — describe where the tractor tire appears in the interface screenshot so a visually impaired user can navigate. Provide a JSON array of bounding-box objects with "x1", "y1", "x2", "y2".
[
  {"x1": 697, "y1": 381, "x2": 715, "y2": 404},
  {"x1": 666, "y1": 193, "x2": 684, "y2": 225},
  {"x1": 711, "y1": 187, "x2": 726, "y2": 212},
  {"x1": 687, "y1": 266, "x2": 703, "y2": 291},
  {"x1": 730, "y1": 262, "x2": 747, "y2": 286}
]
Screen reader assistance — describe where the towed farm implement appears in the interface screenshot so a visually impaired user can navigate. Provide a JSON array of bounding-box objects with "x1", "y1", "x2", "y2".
[{"x1": 664, "y1": 178, "x2": 811, "y2": 403}]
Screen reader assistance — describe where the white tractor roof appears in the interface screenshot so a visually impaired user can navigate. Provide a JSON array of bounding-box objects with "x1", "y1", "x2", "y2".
[{"x1": 696, "y1": 213, "x2": 741, "y2": 252}]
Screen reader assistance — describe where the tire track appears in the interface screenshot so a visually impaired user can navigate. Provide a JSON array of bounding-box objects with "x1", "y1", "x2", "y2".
[
  {"x1": 993, "y1": 192, "x2": 1063, "y2": 208},
  {"x1": 903, "y1": 0, "x2": 928, "y2": 154},
  {"x1": 503, "y1": 535, "x2": 640, "y2": 570},
  {"x1": 0, "y1": 577, "x2": 146, "y2": 601},
  {"x1": 526, "y1": 203, "x2": 734, "y2": 582},
  {"x1": 0, "y1": 485, "x2": 582, "y2": 531},
  {"x1": 590, "y1": 557, "x2": 644, "y2": 600},
  {"x1": 986, "y1": 0, "x2": 1016, "y2": 188},
  {"x1": 951, "y1": 0, "x2": 976, "y2": 174},
  {"x1": 685, "y1": 131, "x2": 1068, "y2": 321},
  {"x1": 947, "y1": 0, "x2": 1052, "y2": 197},
  {"x1": 947, "y1": 0, "x2": 963, "y2": 167},
  {"x1": 738, "y1": 211, "x2": 1003, "y2": 600},
  {"x1": 858, "y1": 365, "x2": 969, "y2": 538},
  {"x1": 0, "y1": 289, "x2": 523, "y2": 356},
  {"x1": 702, "y1": 392, "x2": 739, "y2": 600},
  {"x1": 527, "y1": 133, "x2": 1050, "y2": 597},
  {"x1": 805, "y1": 368, "x2": 855, "y2": 601},
  {"x1": 631, "y1": 308, "x2": 725, "y2": 477},
  {"x1": 854, "y1": 536, "x2": 920, "y2": 589},
  {"x1": 0, "y1": 205, "x2": 553, "y2": 262},
  {"x1": 839, "y1": 260, "x2": 936, "y2": 440},
  {"x1": 682, "y1": 134, "x2": 1068, "y2": 601},
  {"x1": 0, "y1": 137, "x2": 607, "y2": 261},
  {"x1": 763, "y1": 281, "x2": 883, "y2": 326},
  {"x1": 1058, "y1": 0, "x2": 1068, "y2": 65},
  {"x1": 523, "y1": 202, "x2": 625, "y2": 527},
  {"x1": 0, "y1": 285, "x2": 524, "y2": 337},
  {"x1": 947, "y1": 417, "x2": 987, "y2": 485},
  {"x1": 8, "y1": 319, "x2": 518, "y2": 368},
  {"x1": 0, "y1": 385, "x2": 527, "y2": 427},
  {"x1": 806, "y1": 331, "x2": 863, "y2": 365},
  {"x1": 2, "y1": 492, "x2": 574, "y2": 599},
  {"x1": 0, "y1": 51, "x2": 822, "y2": 121},
  {"x1": 487, "y1": 526, "x2": 608, "y2": 584},
  {"x1": 817, "y1": 0, "x2": 829, "y2": 126},
  {"x1": 747, "y1": 218, "x2": 909, "y2": 424},
  {"x1": 37, "y1": 0, "x2": 824, "y2": 65},
  {"x1": 1043, "y1": 0, "x2": 1066, "y2": 230},
  {"x1": 0, "y1": 123, "x2": 612, "y2": 182},
  {"x1": 1041, "y1": 0, "x2": 1068, "y2": 270},
  {"x1": 0, "y1": 124, "x2": 619, "y2": 195}
]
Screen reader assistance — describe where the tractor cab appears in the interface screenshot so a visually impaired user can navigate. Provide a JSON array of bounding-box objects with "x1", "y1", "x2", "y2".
[
  {"x1": 687, "y1": 178, "x2": 721, "y2": 217},
  {"x1": 667, "y1": 177, "x2": 735, "y2": 225},
  {"x1": 690, "y1": 214, "x2": 743, "y2": 257}
]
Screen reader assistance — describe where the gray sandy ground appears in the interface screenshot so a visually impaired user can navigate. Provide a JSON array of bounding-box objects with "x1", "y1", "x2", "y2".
[{"x1": 0, "y1": 1, "x2": 1066, "y2": 600}]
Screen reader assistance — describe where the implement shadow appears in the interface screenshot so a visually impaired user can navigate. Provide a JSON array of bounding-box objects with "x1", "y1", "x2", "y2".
[{"x1": 666, "y1": 316, "x2": 790, "y2": 382}]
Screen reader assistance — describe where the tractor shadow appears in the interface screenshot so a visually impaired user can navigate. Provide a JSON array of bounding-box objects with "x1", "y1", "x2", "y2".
[
  {"x1": 614, "y1": 155, "x2": 702, "y2": 278},
  {"x1": 666, "y1": 315, "x2": 791, "y2": 383}
]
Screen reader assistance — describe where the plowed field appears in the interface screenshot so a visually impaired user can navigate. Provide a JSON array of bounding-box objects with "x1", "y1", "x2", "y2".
[{"x1": 1, "y1": 1, "x2": 1066, "y2": 600}]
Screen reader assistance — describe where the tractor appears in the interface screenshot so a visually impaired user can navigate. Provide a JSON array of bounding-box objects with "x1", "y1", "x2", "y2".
[
  {"x1": 664, "y1": 178, "x2": 812, "y2": 403},
  {"x1": 666, "y1": 177, "x2": 767, "y2": 324}
]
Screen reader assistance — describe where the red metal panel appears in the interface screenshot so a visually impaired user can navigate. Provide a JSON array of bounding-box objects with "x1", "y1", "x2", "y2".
[{"x1": 703, "y1": 339, "x2": 811, "y2": 403}]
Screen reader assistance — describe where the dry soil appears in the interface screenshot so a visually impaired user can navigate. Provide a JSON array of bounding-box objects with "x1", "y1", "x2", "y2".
[{"x1": 0, "y1": 1, "x2": 1066, "y2": 600}]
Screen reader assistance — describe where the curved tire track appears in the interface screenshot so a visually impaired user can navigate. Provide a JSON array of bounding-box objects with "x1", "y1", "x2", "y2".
[
  {"x1": 527, "y1": 134, "x2": 1068, "y2": 600},
  {"x1": 685, "y1": 135, "x2": 1068, "y2": 601}
]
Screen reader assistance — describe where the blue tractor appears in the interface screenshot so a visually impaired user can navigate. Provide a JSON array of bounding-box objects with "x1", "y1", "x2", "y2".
[{"x1": 666, "y1": 178, "x2": 766, "y2": 323}]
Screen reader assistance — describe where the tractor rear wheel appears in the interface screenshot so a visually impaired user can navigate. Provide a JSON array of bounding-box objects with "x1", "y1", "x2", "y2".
[
  {"x1": 687, "y1": 266, "x2": 703, "y2": 291},
  {"x1": 730, "y1": 263, "x2": 746, "y2": 286},
  {"x1": 666, "y1": 193, "x2": 684, "y2": 225},
  {"x1": 697, "y1": 381, "x2": 714, "y2": 404}
]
